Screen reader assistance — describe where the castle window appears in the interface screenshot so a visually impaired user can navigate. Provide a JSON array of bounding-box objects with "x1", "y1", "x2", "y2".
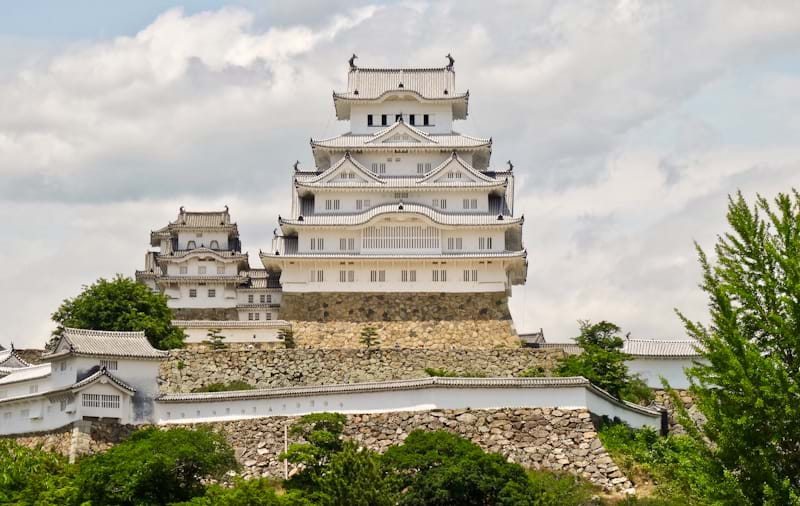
[
  {"x1": 348, "y1": 270, "x2": 355, "y2": 282},
  {"x1": 401, "y1": 270, "x2": 417, "y2": 282},
  {"x1": 370, "y1": 270, "x2": 386, "y2": 282},
  {"x1": 198, "y1": 266, "x2": 207, "y2": 274},
  {"x1": 367, "y1": 114, "x2": 373, "y2": 126},
  {"x1": 472, "y1": 269, "x2": 478, "y2": 281},
  {"x1": 100, "y1": 359, "x2": 118, "y2": 371},
  {"x1": 394, "y1": 192, "x2": 409, "y2": 199},
  {"x1": 209, "y1": 240, "x2": 219, "y2": 249},
  {"x1": 260, "y1": 294, "x2": 266, "y2": 303},
  {"x1": 60, "y1": 361, "x2": 67, "y2": 371},
  {"x1": 409, "y1": 114, "x2": 416, "y2": 125},
  {"x1": 310, "y1": 238, "x2": 324, "y2": 251},
  {"x1": 381, "y1": 114, "x2": 388, "y2": 126},
  {"x1": 417, "y1": 163, "x2": 424, "y2": 174},
  {"x1": 340, "y1": 270, "x2": 347, "y2": 282},
  {"x1": 310, "y1": 270, "x2": 324, "y2": 282},
  {"x1": 189, "y1": 289, "x2": 197, "y2": 298},
  {"x1": 187, "y1": 240, "x2": 196, "y2": 249},
  {"x1": 326, "y1": 199, "x2": 340, "y2": 210},
  {"x1": 248, "y1": 294, "x2": 254, "y2": 303},
  {"x1": 423, "y1": 114, "x2": 430, "y2": 126},
  {"x1": 179, "y1": 266, "x2": 188, "y2": 274},
  {"x1": 425, "y1": 163, "x2": 431, "y2": 172},
  {"x1": 82, "y1": 394, "x2": 120, "y2": 409},
  {"x1": 217, "y1": 265, "x2": 225, "y2": 274},
  {"x1": 254, "y1": 313, "x2": 260, "y2": 320},
  {"x1": 395, "y1": 114, "x2": 402, "y2": 122},
  {"x1": 433, "y1": 199, "x2": 447, "y2": 209},
  {"x1": 248, "y1": 312, "x2": 254, "y2": 320},
  {"x1": 479, "y1": 237, "x2": 493, "y2": 250},
  {"x1": 208, "y1": 289, "x2": 216, "y2": 298},
  {"x1": 59, "y1": 400, "x2": 67, "y2": 412},
  {"x1": 266, "y1": 312, "x2": 272, "y2": 320},
  {"x1": 266, "y1": 294, "x2": 272, "y2": 303}
]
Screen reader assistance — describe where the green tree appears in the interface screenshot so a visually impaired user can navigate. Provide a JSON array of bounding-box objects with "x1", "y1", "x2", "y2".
[
  {"x1": 677, "y1": 190, "x2": 800, "y2": 504},
  {"x1": 204, "y1": 328, "x2": 228, "y2": 350},
  {"x1": 359, "y1": 326, "x2": 379, "y2": 350},
  {"x1": 0, "y1": 440, "x2": 77, "y2": 504},
  {"x1": 310, "y1": 442, "x2": 399, "y2": 506},
  {"x1": 51, "y1": 275, "x2": 185, "y2": 349},
  {"x1": 382, "y1": 430, "x2": 534, "y2": 506},
  {"x1": 281, "y1": 413, "x2": 347, "y2": 489},
  {"x1": 556, "y1": 320, "x2": 651, "y2": 402},
  {"x1": 75, "y1": 426, "x2": 237, "y2": 505},
  {"x1": 278, "y1": 327, "x2": 296, "y2": 349},
  {"x1": 171, "y1": 478, "x2": 312, "y2": 506}
]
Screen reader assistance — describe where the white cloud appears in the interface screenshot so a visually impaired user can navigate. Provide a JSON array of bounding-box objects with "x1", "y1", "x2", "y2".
[{"x1": 2, "y1": 0, "x2": 800, "y2": 347}]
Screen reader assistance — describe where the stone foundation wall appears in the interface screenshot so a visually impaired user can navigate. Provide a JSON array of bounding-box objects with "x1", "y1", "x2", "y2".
[
  {"x1": 281, "y1": 292, "x2": 518, "y2": 348},
  {"x1": 172, "y1": 307, "x2": 239, "y2": 320},
  {"x1": 8, "y1": 421, "x2": 134, "y2": 458},
  {"x1": 186, "y1": 408, "x2": 632, "y2": 491},
  {"x1": 290, "y1": 320, "x2": 519, "y2": 348},
  {"x1": 160, "y1": 348, "x2": 565, "y2": 393},
  {"x1": 652, "y1": 389, "x2": 704, "y2": 434}
]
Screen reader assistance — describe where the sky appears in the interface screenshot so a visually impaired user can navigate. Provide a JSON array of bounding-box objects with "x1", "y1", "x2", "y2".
[{"x1": 1, "y1": 0, "x2": 799, "y2": 348}]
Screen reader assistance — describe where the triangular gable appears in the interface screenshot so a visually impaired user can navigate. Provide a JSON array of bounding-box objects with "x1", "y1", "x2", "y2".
[
  {"x1": 304, "y1": 153, "x2": 385, "y2": 184},
  {"x1": 418, "y1": 153, "x2": 496, "y2": 184},
  {"x1": 71, "y1": 368, "x2": 136, "y2": 395},
  {"x1": 366, "y1": 121, "x2": 435, "y2": 145}
]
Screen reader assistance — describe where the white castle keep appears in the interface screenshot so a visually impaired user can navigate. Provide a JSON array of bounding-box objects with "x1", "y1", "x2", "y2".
[{"x1": 261, "y1": 62, "x2": 527, "y2": 294}]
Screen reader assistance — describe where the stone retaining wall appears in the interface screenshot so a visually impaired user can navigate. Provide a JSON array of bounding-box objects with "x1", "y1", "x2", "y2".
[
  {"x1": 652, "y1": 389, "x2": 703, "y2": 434},
  {"x1": 9, "y1": 421, "x2": 135, "y2": 459},
  {"x1": 186, "y1": 408, "x2": 632, "y2": 491},
  {"x1": 281, "y1": 292, "x2": 518, "y2": 348},
  {"x1": 160, "y1": 348, "x2": 565, "y2": 393}
]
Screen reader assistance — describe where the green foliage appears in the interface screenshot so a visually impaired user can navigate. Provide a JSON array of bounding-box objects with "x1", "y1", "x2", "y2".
[
  {"x1": 599, "y1": 423, "x2": 744, "y2": 504},
  {"x1": 75, "y1": 426, "x2": 237, "y2": 505},
  {"x1": 0, "y1": 440, "x2": 77, "y2": 504},
  {"x1": 678, "y1": 190, "x2": 800, "y2": 504},
  {"x1": 192, "y1": 380, "x2": 255, "y2": 393},
  {"x1": 176, "y1": 360, "x2": 186, "y2": 370},
  {"x1": 281, "y1": 413, "x2": 347, "y2": 489},
  {"x1": 310, "y1": 442, "x2": 399, "y2": 506},
  {"x1": 555, "y1": 320, "x2": 652, "y2": 403},
  {"x1": 171, "y1": 478, "x2": 312, "y2": 506},
  {"x1": 383, "y1": 429, "x2": 535, "y2": 506},
  {"x1": 359, "y1": 325, "x2": 380, "y2": 349},
  {"x1": 424, "y1": 367, "x2": 487, "y2": 378},
  {"x1": 204, "y1": 328, "x2": 228, "y2": 350},
  {"x1": 517, "y1": 366, "x2": 547, "y2": 377},
  {"x1": 51, "y1": 274, "x2": 185, "y2": 349},
  {"x1": 278, "y1": 328, "x2": 296, "y2": 349}
]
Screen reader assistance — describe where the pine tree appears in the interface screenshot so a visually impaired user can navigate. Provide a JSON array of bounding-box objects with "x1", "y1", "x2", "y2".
[
  {"x1": 359, "y1": 326, "x2": 379, "y2": 350},
  {"x1": 204, "y1": 328, "x2": 227, "y2": 350},
  {"x1": 278, "y1": 328, "x2": 296, "y2": 349}
]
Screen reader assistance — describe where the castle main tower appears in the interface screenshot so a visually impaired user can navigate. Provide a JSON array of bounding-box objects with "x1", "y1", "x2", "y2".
[{"x1": 262, "y1": 56, "x2": 527, "y2": 348}]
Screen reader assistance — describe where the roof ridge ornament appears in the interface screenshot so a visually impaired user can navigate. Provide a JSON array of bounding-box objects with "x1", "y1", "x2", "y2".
[
  {"x1": 507, "y1": 160, "x2": 514, "y2": 171},
  {"x1": 446, "y1": 53, "x2": 455, "y2": 71},
  {"x1": 293, "y1": 160, "x2": 300, "y2": 172},
  {"x1": 349, "y1": 53, "x2": 358, "y2": 69}
]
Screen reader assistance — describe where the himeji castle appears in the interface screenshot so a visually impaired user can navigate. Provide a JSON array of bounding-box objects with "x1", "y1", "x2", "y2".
[
  {"x1": 134, "y1": 57, "x2": 528, "y2": 348},
  {"x1": 262, "y1": 58, "x2": 526, "y2": 294}
]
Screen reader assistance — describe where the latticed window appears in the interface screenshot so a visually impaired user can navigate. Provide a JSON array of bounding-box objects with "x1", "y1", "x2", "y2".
[
  {"x1": 82, "y1": 394, "x2": 120, "y2": 409},
  {"x1": 362, "y1": 225, "x2": 439, "y2": 249},
  {"x1": 100, "y1": 360, "x2": 118, "y2": 370}
]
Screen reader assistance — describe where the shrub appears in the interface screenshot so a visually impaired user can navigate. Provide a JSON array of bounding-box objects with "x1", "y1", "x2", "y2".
[
  {"x1": 424, "y1": 367, "x2": 486, "y2": 378},
  {"x1": 74, "y1": 426, "x2": 237, "y2": 505}
]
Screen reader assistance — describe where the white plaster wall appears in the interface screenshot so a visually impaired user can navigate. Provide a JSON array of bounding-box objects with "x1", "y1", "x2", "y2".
[
  {"x1": 177, "y1": 231, "x2": 229, "y2": 250},
  {"x1": 297, "y1": 223, "x2": 508, "y2": 255},
  {"x1": 627, "y1": 358, "x2": 699, "y2": 390},
  {"x1": 0, "y1": 396, "x2": 77, "y2": 435},
  {"x1": 236, "y1": 290, "x2": 281, "y2": 305},
  {"x1": 350, "y1": 102, "x2": 454, "y2": 135},
  {"x1": 0, "y1": 366, "x2": 53, "y2": 398},
  {"x1": 166, "y1": 284, "x2": 238, "y2": 308},
  {"x1": 165, "y1": 257, "x2": 238, "y2": 276},
  {"x1": 278, "y1": 258, "x2": 511, "y2": 293},
  {"x1": 155, "y1": 384, "x2": 659, "y2": 429},
  {"x1": 349, "y1": 152, "x2": 454, "y2": 177},
  {"x1": 182, "y1": 326, "x2": 284, "y2": 344},
  {"x1": 311, "y1": 190, "x2": 491, "y2": 214}
]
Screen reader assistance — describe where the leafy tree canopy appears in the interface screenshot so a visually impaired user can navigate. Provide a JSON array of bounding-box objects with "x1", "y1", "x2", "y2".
[
  {"x1": 678, "y1": 190, "x2": 800, "y2": 504},
  {"x1": 75, "y1": 426, "x2": 237, "y2": 506},
  {"x1": 0, "y1": 440, "x2": 77, "y2": 504},
  {"x1": 281, "y1": 412, "x2": 347, "y2": 490},
  {"x1": 556, "y1": 320, "x2": 652, "y2": 403},
  {"x1": 51, "y1": 274, "x2": 185, "y2": 349}
]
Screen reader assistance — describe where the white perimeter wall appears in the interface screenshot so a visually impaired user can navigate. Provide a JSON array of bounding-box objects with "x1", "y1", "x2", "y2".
[
  {"x1": 156, "y1": 383, "x2": 659, "y2": 429},
  {"x1": 627, "y1": 358, "x2": 700, "y2": 390}
]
